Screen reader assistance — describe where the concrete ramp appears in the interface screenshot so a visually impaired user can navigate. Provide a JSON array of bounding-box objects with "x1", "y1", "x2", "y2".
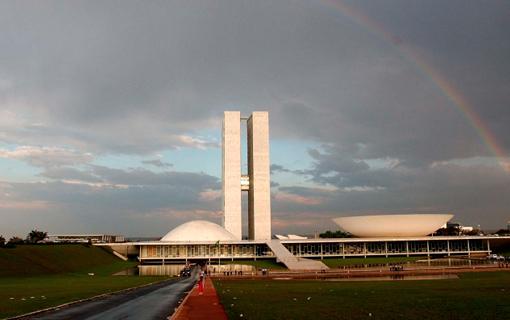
[
  {"x1": 112, "y1": 250, "x2": 128, "y2": 261},
  {"x1": 266, "y1": 240, "x2": 328, "y2": 271}
]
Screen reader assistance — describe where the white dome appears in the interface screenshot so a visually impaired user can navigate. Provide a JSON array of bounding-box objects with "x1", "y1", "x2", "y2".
[
  {"x1": 333, "y1": 214, "x2": 453, "y2": 237},
  {"x1": 160, "y1": 220, "x2": 239, "y2": 242}
]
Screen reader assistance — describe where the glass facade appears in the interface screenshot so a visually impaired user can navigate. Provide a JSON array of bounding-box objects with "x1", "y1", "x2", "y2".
[
  {"x1": 408, "y1": 241, "x2": 427, "y2": 253},
  {"x1": 139, "y1": 238, "x2": 488, "y2": 260},
  {"x1": 429, "y1": 240, "x2": 448, "y2": 253},
  {"x1": 140, "y1": 244, "x2": 273, "y2": 259}
]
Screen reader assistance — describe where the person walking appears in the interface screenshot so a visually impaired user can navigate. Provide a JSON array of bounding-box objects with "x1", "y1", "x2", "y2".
[{"x1": 198, "y1": 270, "x2": 204, "y2": 296}]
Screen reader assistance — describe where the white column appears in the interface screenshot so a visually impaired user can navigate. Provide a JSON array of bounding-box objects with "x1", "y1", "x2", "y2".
[
  {"x1": 222, "y1": 111, "x2": 242, "y2": 240},
  {"x1": 247, "y1": 112, "x2": 271, "y2": 240}
]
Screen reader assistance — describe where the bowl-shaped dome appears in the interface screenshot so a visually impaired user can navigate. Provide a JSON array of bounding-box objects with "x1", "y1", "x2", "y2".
[
  {"x1": 160, "y1": 220, "x2": 239, "y2": 242},
  {"x1": 333, "y1": 214, "x2": 453, "y2": 237}
]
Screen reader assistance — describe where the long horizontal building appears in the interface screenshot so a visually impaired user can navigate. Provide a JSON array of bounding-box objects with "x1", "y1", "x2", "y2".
[
  {"x1": 98, "y1": 235, "x2": 500, "y2": 265},
  {"x1": 49, "y1": 234, "x2": 124, "y2": 243}
]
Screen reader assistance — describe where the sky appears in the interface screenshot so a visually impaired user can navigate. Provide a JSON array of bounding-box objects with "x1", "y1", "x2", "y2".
[{"x1": 1, "y1": 0, "x2": 509, "y2": 239}]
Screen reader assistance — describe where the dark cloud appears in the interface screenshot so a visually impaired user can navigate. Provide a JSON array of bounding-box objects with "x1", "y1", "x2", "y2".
[
  {"x1": 271, "y1": 163, "x2": 510, "y2": 230},
  {"x1": 1, "y1": 0, "x2": 509, "y2": 237},
  {"x1": 270, "y1": 164, "x2": 290, "y2": 174},
  {"x1": 1, "y1": 0, "x2": 508, "y2": 159},
  {"x1": 0, "y1": 180, "x2": 222, "y2": 237},
  {"x1": 38, "y1": 164, "x2": 221, "y2": 191},
  {"x1": 89, "y1": 166, "x2": 220, "y2": 189},
  {"x1": 0, "y1": 147, "x2": 94, "y2": 168},
  {"x1": 39, "y1": 167, "x2": 102, "y2": 183},
  {"x1": 142, "y1": 159, "x2": 173, "y2": 168}
]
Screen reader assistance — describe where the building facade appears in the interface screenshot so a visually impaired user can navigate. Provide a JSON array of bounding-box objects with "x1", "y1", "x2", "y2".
[
  {"x1": 48, "y1": 234, "x2": 124, "y2": 243},
  {"x1": 222, "y1": 111, "x2": 271, "y2": 240},
  {"x1": 132, "y1": 236, "x2": 492, "y2": 263}
]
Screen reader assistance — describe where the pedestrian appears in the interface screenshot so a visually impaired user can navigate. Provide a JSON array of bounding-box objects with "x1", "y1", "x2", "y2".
[{"x1": 198, "y1": 271, "x2": 204, "y2": 296}]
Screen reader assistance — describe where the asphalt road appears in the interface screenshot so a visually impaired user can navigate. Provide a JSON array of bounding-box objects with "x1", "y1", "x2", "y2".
[{"x1": 25, "y1": 267, "x2": 199, "y2": 320}]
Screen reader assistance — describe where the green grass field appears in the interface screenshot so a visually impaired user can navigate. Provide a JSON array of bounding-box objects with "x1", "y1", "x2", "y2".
[
  {"x1": 222, "y1": 259, "x2": 287, "y2": 270},
  {"x1": 0, "y1": 245, "x2": 169, "y2": 319},
  {"x1": 221, "y1": 257, "x2": 424, "y2": 271},
  {"x1": 0, "y1": 244, "x2": 137, "y2": 277},
  {"x1": 215, "y1": 271, "x2": 510, "y2": 320},
  {"x1": 320, "y1": 256, "x2": 426, "y2": 268}
]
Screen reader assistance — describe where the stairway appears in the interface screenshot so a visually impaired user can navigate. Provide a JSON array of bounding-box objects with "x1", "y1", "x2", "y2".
[{"x1": 265, "y1": 240, "x2": 328, "y2": 271}]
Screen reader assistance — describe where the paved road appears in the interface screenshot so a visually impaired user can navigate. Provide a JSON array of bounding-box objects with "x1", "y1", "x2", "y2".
[{"x1": 26, "y1": 268, "x2": 199, "y2": 320}]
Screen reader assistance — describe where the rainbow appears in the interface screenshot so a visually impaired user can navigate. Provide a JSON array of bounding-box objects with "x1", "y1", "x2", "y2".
[{"x1": 307, "y1": 0, "x2": 508, "y2": 171}]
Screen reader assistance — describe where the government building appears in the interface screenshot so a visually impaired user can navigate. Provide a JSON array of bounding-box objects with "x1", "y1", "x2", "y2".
[{"x1": 98, "y1": 111, "x2": 499, "y2": 270}]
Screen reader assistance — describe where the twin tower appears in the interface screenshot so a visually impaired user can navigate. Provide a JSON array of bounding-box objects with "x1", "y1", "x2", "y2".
[{"x1": 222, "y1": 111, "x2": 271, "y2": 240}]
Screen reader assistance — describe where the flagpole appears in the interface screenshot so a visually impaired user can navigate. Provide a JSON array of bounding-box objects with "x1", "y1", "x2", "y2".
[{"x1": 216, "y1": 240, "x2": 220, "y2": 275}]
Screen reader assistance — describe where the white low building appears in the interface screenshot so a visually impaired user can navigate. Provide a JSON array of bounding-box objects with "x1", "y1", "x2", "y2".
[{"x1": 48, "y1": 234, "x2": 124, "y2": 243}]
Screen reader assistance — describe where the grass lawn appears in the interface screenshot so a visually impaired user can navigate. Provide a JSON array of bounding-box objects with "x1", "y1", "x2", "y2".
[
  {"x1": 0, "y1": 244, "x2": 136, "y2": 277},
  {"x1": 220, "y1": 256, "x2": 423, "y2": 271},
  {"x1": 215, "y1": 271, "x2": 510, "y2": 320},
  {"x1": 320, "y1": 256, "x2": 427, "y2": 268},
  {"x1": 221, "y1": 259, "x2": 287, "y2": 270},
  {"x1": 0, "y1": 245, "x2": 171, "y2": 319}
]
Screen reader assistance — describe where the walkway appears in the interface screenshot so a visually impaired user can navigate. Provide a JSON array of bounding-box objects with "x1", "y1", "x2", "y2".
[
  {"x1": 265, "y1": 240, "x2": 328, "y2": 270},
  {"x1": 24, "y1": 269, "x2": 199, "y2": 320},
  {"x1": 171, "y1": 276, "x2": 228, "y2": 320}
]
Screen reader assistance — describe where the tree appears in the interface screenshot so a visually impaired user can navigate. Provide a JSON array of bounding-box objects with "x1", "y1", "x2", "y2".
[
  {"x1": 27, "y1": 230, "x2": 48, "y2": 243},
  {"x1": 435, "y1": 226, "x2": 459, "y2": 236},
  {"x1": 495, "y1": 229, "x2": 510, "y2": 235},
  {"x1": 9, "y1": 236, "x2": 24, "y2": 244},
  {"x1": 319, "y1": 230, "x2": 354, "y2": 238},
  {"x1": 0, "y1": 235, "x2": 5, "y2": 246},
  {"x1": 464, "y1": 229, "x2": 481, "y2": 236}
]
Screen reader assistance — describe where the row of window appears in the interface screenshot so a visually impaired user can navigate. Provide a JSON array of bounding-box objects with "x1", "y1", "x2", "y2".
[
  {"x1": 140, "y1": 240, "x2": 485, "y2": 258},
  {"x1": 141, "y1": 244, "x2": 274, "y2": 258},
  {"x1": 284, "y1": 240, "x2": 485, "y2": 256}
]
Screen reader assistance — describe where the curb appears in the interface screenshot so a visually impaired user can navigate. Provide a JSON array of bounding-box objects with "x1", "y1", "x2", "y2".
[{"x1": 169, "y1": 283, "x2": 197, "y2": 320}]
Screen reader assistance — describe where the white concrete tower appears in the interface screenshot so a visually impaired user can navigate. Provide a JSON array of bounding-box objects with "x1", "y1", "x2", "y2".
[
  {"x1": 247, "y1": 111, "x2": 272, "y2": 240},
  {"x1": 222, "y1": 111, "x2": 242, "y2": 240}
]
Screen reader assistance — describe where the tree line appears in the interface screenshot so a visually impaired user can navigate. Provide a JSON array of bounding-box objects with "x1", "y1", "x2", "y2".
[
  {"x1": 0, "y1": 230, "x2": 48, "y2": 246},
  {"x1": 319, "y1": 230, "x2": 355, "y2": 238}
]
